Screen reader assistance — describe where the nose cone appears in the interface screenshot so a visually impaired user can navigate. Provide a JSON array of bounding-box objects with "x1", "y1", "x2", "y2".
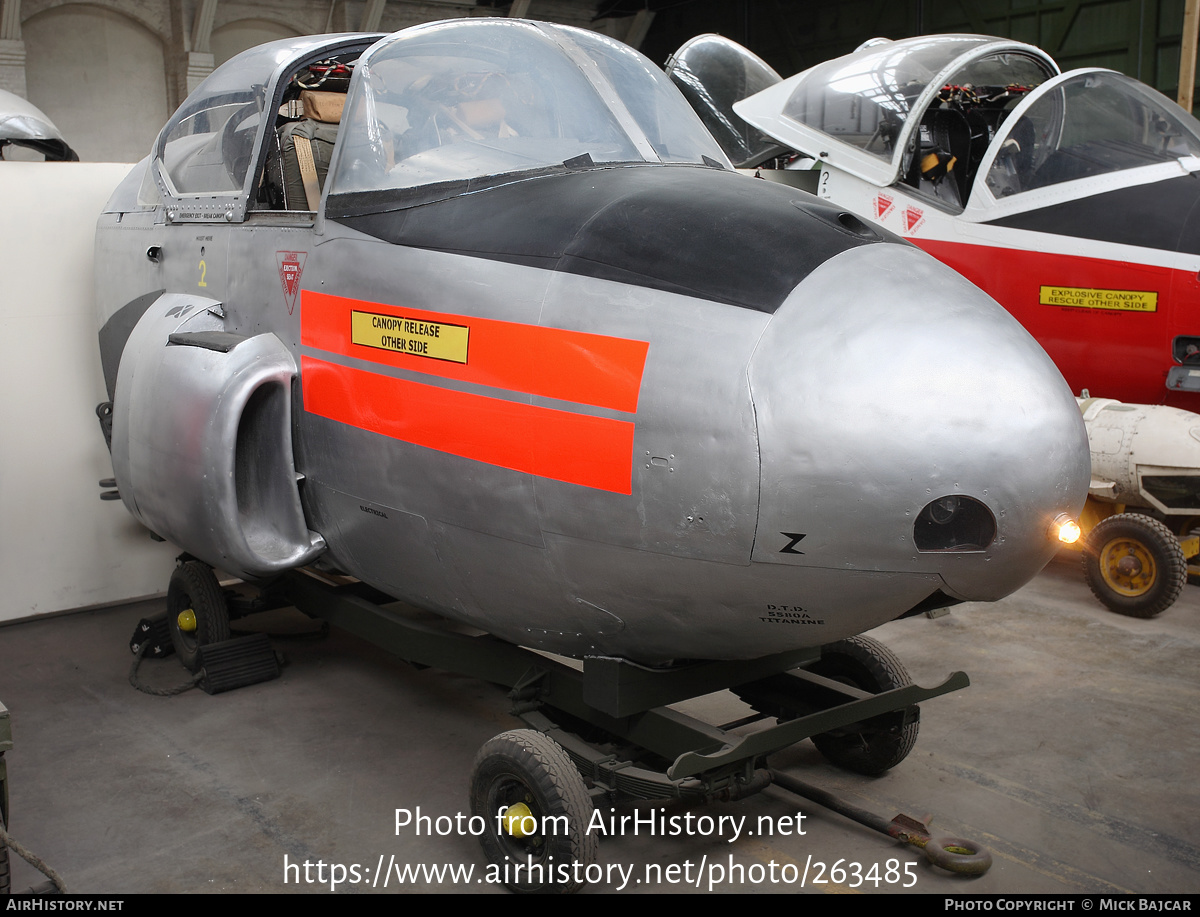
[{"x1": 748, "y1": 243, "x2": 1089, "y2": 602}]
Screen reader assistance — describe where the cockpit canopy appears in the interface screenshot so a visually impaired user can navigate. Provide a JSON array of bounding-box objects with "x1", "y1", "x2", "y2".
[
  {"x1": 327, "y1": 19, "x2": 729, "y2": 206},
  {"x1": 980, "y1": 69, "x2": 1200, "y2": 200},
  {"x1": 735, "y1": 33, "x2": 1200, "y2": 214},
  {"x1": 143, "y1": 20, "x2": 729, "y2": 222},
  {"x1": 735, "y1": 35, "x2": 1058, "y2": 191},
  {"x1": 0, "y1": 88, "x2": 77, "y2": 161},
  {"x1": 150, "y1": 33, "x2": 375, "y2": 216},
  {"x1": 664, "y1": 33, "x2": 789, "y2": 168}
]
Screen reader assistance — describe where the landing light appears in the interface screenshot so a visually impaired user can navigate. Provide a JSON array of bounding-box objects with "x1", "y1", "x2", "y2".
[{"x1": 1053, "y1": 515, "x2": 1081, "y2": 545}]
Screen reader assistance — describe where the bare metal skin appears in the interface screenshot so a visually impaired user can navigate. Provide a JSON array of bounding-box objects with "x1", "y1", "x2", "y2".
[{"x1": 95, "y1": 21, "x2": 1089, "y2": 663}]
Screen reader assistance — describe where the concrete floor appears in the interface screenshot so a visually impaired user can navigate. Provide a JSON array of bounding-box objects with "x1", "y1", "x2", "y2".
[{"x1": 1, "y1": 556, "x2": 1198, "y2": 895}]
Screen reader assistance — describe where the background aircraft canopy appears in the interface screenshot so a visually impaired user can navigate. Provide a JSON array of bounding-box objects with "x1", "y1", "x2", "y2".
[
  {"x1": 982, "y1": 70, "x2": 1200, "y2": 201},
  {"x1": 737, "y1": 34, "x2": 1056, "y2": 187},
  {"x1": 664, "y1": 33, "x2": 789, "y2": 168},
  {"x1": 0, "y1": 88, "x2": 77, "y2": 161},
  {"x1": 328, "y1": 19, "x2": 730, "y2": 202}
]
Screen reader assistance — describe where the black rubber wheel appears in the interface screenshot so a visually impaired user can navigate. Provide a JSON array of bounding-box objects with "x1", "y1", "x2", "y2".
[
  {"x1": 0, "y1": 831, "x2": 9, "y2": 895},
  {"x1": 166, "y1": 562, "x2": 230, "y2": 673},
  {"x1": 469, "y1": 729, "x2": 597, "y2": 894},
  {"x1": 808, "y1": 636, "x2": 918, "y2": 776},
  {"x1": 1082, "y1": 514, "x2": 1187, "y2": 618},
  {"x1": 1, "y1": 753, "x2": 8, "y2": 893}
]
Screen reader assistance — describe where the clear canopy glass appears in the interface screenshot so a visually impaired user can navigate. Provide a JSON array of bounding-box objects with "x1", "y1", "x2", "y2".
[
  {"x1": 781, "y1": 37, "x2": 1003, "y2": 160},
  {"x1": 736, "y1": 35, "x2": 1057, "y2": 189},
  {"x1": 327, "y1": 19, "x2": 729, "y2": 199},
  {"x1": 985, "y1": 70, "x2": 1200, "y2": 198},
  {"x1": 0, "y1": 88, "x2": 76, "y2": 160},
  {"x1": 665, "y1": 33, "x2": 788, "y2": 168},
  {"x1": 155, "y1": 36, "x2": 349, "y2": 195}
]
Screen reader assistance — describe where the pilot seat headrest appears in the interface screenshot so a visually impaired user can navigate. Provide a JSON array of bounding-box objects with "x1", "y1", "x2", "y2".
[{"x1": 301, "y1": 90, "x2": 345, "y2": 124}]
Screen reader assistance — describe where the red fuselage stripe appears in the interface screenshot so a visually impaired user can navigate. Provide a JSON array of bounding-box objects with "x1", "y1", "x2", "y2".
[{"x1": 301, "y1": 356, "x2": 637, "y2": 494}]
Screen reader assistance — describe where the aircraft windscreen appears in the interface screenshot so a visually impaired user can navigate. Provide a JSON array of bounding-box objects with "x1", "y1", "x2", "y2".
[
  {"x1": 160, "y1": 95, "x2": 264, "y2": 193},
  {"x1": 986, "y1": 71, "x2": 1200, "y2": 197},
  {"x1": 155, "y1": 37, "x2": 344, "y2": 195},
  {"x1": 781, "y1": 36, "x2": 996, "y2": 161},
  {"x1": 328, "y1": 20, "x2": 727, "y2": 199}
]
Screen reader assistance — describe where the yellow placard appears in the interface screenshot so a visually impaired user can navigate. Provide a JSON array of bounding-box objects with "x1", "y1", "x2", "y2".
[
  {"x1": 1039, "y1": 286, "x2": 1158, "y2": 312},
  {"x1": 351, "y1": 310, "x2": 469, "y2": 363}
]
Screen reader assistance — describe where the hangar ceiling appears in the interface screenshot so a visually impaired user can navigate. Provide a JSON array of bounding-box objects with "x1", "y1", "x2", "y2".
[
  {"x1": 597, "y1": 0, "x2": 1199, "y2": 100},
  {"x1": 1, "y1": 0, "x2": 1197, "y2": 162}
]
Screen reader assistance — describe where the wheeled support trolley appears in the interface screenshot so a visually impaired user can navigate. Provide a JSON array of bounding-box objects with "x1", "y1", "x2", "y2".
[
  {"x1": 149, "y1": 561, "x2": 989, "y2": 891},
  {"x1": 241, "y1": 569, "x2": 989, "y2": 892}
]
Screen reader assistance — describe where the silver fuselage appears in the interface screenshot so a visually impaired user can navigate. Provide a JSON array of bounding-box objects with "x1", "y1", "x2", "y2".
[
  {"x1": 94, "y1": 24, "x2": 1090, "y2": 663},
  {"x1": 95, "y1": 175, "x2": 1088, "y2": 662}
]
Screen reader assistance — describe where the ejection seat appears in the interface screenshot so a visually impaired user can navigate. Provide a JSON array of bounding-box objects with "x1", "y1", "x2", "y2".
[
  {"x1": 908, "y1": 107, "x2": 973, "y2": 208},
  {"x1": 275, "y1": 89, "x2": 344, "y2": 210}
]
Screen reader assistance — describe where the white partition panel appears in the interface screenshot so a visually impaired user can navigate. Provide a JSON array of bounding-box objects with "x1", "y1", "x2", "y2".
[{"x1": 0, "y1": 162, "x2": 176, "y2": 623}]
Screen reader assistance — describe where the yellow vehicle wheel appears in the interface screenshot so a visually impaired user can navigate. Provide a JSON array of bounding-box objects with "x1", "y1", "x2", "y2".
[{"x1": 1082, "y1": 514, "x2": 1187, "y2": 618}]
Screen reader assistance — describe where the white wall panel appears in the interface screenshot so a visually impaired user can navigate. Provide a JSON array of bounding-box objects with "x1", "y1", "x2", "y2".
[{"x1": 0, "y1": 162, "x2": 176, "y2": 624}]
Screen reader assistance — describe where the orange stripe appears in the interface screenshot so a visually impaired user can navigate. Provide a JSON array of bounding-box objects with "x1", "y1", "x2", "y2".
[
  {"x1": 302, "y1": 356, "x2": 635, "y2": 494},
  {"x1": 301, "y1": 290, "x2": 648, "y2": 413}
]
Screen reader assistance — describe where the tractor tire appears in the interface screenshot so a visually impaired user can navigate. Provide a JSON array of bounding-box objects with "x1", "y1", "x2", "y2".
[{"x1": 1082, "y1": 514, "x2": 1187, "y2": 618}]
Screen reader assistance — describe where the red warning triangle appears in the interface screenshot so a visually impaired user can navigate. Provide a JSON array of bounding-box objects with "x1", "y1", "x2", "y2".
[{"x1": 276, "y1": 251, "x2": 307, "y2": 314}]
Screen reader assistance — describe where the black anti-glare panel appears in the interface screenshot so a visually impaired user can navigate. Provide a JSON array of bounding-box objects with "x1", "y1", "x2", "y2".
[{"x1": 331, "y1": 165, "x2": 894, "y2": 313}]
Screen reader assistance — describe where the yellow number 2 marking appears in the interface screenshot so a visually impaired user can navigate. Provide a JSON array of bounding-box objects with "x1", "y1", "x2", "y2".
[{"x1": 198, "y1": 259, "x2": 207, "y2": 288}]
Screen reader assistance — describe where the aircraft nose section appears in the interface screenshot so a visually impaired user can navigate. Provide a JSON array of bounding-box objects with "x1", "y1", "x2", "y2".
[{"x1": 748, "y1": 243, "x2": 1090, "y2": 602}]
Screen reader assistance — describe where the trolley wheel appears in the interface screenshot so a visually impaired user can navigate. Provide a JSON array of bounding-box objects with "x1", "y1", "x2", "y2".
[
  {"x1": 809, "y1": 636, "x2": 918, "y2": 776},
  {"x1": 0, "y1": 832, "x2": 9, "y2": 895},
  {"x1": 1, "y1": 757, "x2": 8, "y2": 894},
  {"x1": 469, "y1": 729, "x2": 596, "y2": 894},
  {"x1": 166, "y1": 561, "x2": 230, "y2": 673},
  {"x1": 1082, "y1": 513, "x2": 1186, "y2": 618},
  {"x1": 924, "y1": 836, "x2": 993, "y2": 876}
]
